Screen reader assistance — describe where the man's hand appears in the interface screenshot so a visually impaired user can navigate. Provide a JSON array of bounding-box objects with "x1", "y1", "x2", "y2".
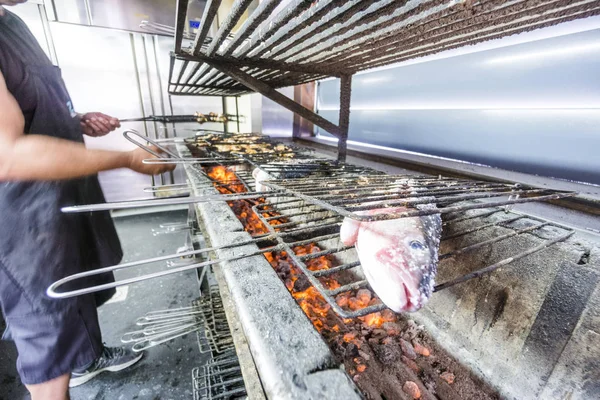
[
  {"x1": 128, "y1": 147, "x2": 176, "y2": 176},
  {"x1": 80, "y1": 112, "x2": 120, "y2": 137}
]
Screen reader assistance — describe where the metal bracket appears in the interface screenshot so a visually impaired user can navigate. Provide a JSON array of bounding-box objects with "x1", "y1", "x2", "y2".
[{"x1": 204, "y1": 59, "x2": 352, "y2": 162}]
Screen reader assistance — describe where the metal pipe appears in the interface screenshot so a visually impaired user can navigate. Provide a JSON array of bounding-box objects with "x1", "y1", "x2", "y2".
[{"x1": 337, "y1": 74, "x2": 351, "y2": 162}]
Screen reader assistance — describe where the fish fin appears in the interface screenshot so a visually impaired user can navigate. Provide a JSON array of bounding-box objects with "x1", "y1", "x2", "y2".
[{"x1": 340, "y1": 217, "x2": 361, "y2": 246}]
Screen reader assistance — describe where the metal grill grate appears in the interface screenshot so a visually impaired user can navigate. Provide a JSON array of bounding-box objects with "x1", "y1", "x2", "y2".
[
  {"x1": 49, "y1": 133, "x2": 579, "y2": 323},
  {"x1": 192, "y1": 350, "x2": 248, "y2": 400},
  {"x1": 261, "y1": 174, "x2": 577, "y2": 220},
  {"x1": 247, "y1": 196, "x2": 574, "y2": 318},
  {"x1": 170, "y1": 0, "x2": 600, "y2": 96}
]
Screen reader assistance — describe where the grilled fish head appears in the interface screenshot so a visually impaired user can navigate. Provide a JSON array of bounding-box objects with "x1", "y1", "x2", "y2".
[{"x1": 340, "y1": 207, "x2": 441, "y2": 313}]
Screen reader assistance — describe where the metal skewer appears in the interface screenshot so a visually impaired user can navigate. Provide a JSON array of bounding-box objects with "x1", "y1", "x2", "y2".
[
  {"x1": 46, "y1": 242, "x2": 284, "y2": 299},
  {"x1": 61, "y1": 190, "x2": 283, "y2": 213},
  {"x1": 123, "y1": 129, "x2": 181, "y2": 159}
]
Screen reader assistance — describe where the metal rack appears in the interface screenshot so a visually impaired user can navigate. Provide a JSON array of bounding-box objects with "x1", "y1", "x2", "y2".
[
  {"x1": 261, "y1": 174, "x2": 577, "y2": 220},
  {"x1": 170, "y1": 0, "x2": 600, "y2": 161},
  {"x1": 194, "y1": 286, "x2": 235, "y2": 355},
  {"x1": 192, "y1": 350, "x2": 248, "y2": 400},
  {"x1": 251, "y1": 198, "x2": 575, "y2": 318}
]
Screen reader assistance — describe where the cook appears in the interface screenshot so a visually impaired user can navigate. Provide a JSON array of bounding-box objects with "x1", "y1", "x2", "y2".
[{"x1": 0, "y1": 2, "x2": 174, "y2": 399}]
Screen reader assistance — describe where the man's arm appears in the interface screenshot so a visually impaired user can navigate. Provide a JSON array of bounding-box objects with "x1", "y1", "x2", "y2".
[{"x1": 0, "y1": 71, "x2": 173, "y2": 181}]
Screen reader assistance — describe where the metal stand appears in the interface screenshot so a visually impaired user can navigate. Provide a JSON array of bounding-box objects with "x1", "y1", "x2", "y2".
[{"x1": 204, "y1": 59, "x2": 352, "y2": 162}]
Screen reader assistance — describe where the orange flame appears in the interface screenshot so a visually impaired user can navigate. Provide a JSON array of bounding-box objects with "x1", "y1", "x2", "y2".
[{"x1": 206, "y1": 164, "x2": 399, "y2": 374}]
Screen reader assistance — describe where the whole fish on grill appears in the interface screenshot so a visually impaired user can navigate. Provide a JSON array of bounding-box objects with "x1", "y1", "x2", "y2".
[{"x1": 340, "y1": 204, "x2": 441, "y2": 313}]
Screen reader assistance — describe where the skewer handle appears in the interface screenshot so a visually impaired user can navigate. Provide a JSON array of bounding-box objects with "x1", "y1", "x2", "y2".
[{"x1": 123, "y1": 129, "x2": 181, "y2": 159}]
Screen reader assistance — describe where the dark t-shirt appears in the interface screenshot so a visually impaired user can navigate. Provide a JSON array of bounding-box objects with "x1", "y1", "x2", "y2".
[{"x1": 0, "y1": 10, "x2": 123, "y2": 315}]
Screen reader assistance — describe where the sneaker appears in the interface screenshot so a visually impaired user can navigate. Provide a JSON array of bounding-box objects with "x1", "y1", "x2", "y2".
[{"x1": 69, "y1": 346, "x2": 144, "y2": 388}]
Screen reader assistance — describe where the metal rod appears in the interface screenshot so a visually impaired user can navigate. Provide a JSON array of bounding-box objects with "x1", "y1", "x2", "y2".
[
  {"x1": 123, "y1": 129, "x2": 181, "y2": 159},
  {"x1": 339, "y1": 0, "x2": 600, "y2": 72},
  {"x1": 204, "y1": 59, "x2": 342, "y2": 137},
  {"x1": 442, "y1": 215, "x2": 525, "y2": 240},
  {"x1": 247, "y1": 0, "x2": 342, "y2": 59},
  {"x1": 221, "y1": 0, "x2": 284, "y2": 56},
  {"x1": 443, "y1": 209, "x2": 501, "y2": 224},
  {"x1": 206, "y1": 0, "x2": 254, "y2": 56},
  {"x1": 46, "y1": 244, "x2": 283, "y2": 299},
  {"x1": 60, "y1": 190, "x2": 282, "y2": 213},
  {"x1": 337, "y1": 73, "x2": 351, "y2": 162},
  {"x1": 439, "y1": 222, "x2": 550, "y2": 260},
  {"x1": 312, "y1": 261, "x2": 361, "y2": 277},
  {"x1": 265, "y1": 180, "x2": 576, "y2": 221},
  {"x1": 236, "y1": 0, "x2": 315, "y2": 58},
  {"x1": 174, "y1": 0, "x2": 190, "y2": 53},
  {"x1": 435, "y1": 231, "x2": 575, "y2": 291},
  {"x1": 191, "y1": 0, "x2": 223, "y2": 56}
]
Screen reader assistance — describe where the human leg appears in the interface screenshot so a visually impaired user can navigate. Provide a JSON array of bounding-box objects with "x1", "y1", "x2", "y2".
[{"x1": 25, "y1": 373, "x2": 71, "y2": 400}]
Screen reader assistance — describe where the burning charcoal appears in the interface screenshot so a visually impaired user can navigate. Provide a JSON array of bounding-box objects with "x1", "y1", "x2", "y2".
[
  {"x1": 400, "y1": 339, "x2": 417, "y2": 360},
  {"x1": 362, "y1": 312, "x2": 383, "y2": 327},
  {"x1": 372, "y1": 342, "x2": 401, "y2": 364},
  {"x1": 404, "y1": 319, "x2": 420, "y2": 340},
  {"x1": 348, "y1": 297, "x2": 363, "y2": 310},
  {"x1": 285, "y1": 280, "x2": 294, "y2": 291},
  {"x1": 293, "y1": 275, "x2": 311, "y2": 292},
  {"x1": 368, "y1": 297, "x2": 381, "y2": 306},
  {"x1": 402, "y1": 381, "x2": 421, "y2": 399},
  {"x1": 345, "y1": 343, "x2": 360, "y2": 358},
  {"x1": 413, "y1": 341, "x2": 431, "y2": 357},
  {"x1": 383, "y1": 322, "x2": 402, "y2": 336},
  {"x1": 343, "y1": 332, "x2": 357, "y2": 342},
  {"x1": 336, "y1": 293, "x2": 350, "y2": 308},
  {"x1": 401, "y1": 355, "x2": 421, "y2": 374},
  {"x1": 381, "y1": 337, "x2": 393, "y2": 345},
  {"x1": 381, "y1": 309, "x2": 397, "y2": 322},
  {"x1": 353, "y1": 357, "x2": 365, "y2": 365},
  {"x1": 356, "y1": 289, "x2": 372, "y2": 305},
  {"x1": 372, "y1": 329, "x2": 387, "y2": 339},
  {"x1": 440, "y1": 371, "x2": 455, "y2": 384},
  {"x1": 278, "y1": 262, "x2": 291, "y2": 275},
  {"x1": 358, "y1": 350, "x2": 371, "y2": 361},
  {"x1": 356, "y1": 364, "x2": 367, "y2": 373}
]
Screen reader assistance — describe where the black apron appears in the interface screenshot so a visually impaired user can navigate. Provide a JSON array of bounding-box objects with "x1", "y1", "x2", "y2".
[{"x1": 0, "y1": 10, "x2": 123, "y2": 384}]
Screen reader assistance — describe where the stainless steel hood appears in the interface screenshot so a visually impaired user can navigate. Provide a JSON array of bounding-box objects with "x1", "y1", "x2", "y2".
[{"x1": 45, "y1": 0, "x2": 206, "y2": 34}]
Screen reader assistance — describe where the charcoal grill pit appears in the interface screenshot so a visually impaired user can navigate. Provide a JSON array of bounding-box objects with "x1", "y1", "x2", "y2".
[
  {"x1": 180, "y1": 132, "x2": 598, "y2": 400},
  {"x1": 47, "y1": 131, "x2": 598, "y2": 399}
]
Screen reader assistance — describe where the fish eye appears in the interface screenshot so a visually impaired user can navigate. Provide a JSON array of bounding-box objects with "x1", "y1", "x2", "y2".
[{"x1": 410, "y1": 240, "x2": 426, "y2": 250}]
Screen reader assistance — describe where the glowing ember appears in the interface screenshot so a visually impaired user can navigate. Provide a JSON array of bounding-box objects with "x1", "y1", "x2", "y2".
[{"x1": 205, "y1": 165, "x2": 399, "y2": 373}]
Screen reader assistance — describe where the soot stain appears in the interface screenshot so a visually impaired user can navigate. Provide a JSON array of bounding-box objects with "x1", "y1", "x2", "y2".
[{"x1": 490, "y1": 288, "x2": 510, "y2": 328}]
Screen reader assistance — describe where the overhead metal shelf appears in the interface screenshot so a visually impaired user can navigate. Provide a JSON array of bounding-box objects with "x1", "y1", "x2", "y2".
[{"x1": 170, "y1": 0, "x2": 600, "y2": 160}]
